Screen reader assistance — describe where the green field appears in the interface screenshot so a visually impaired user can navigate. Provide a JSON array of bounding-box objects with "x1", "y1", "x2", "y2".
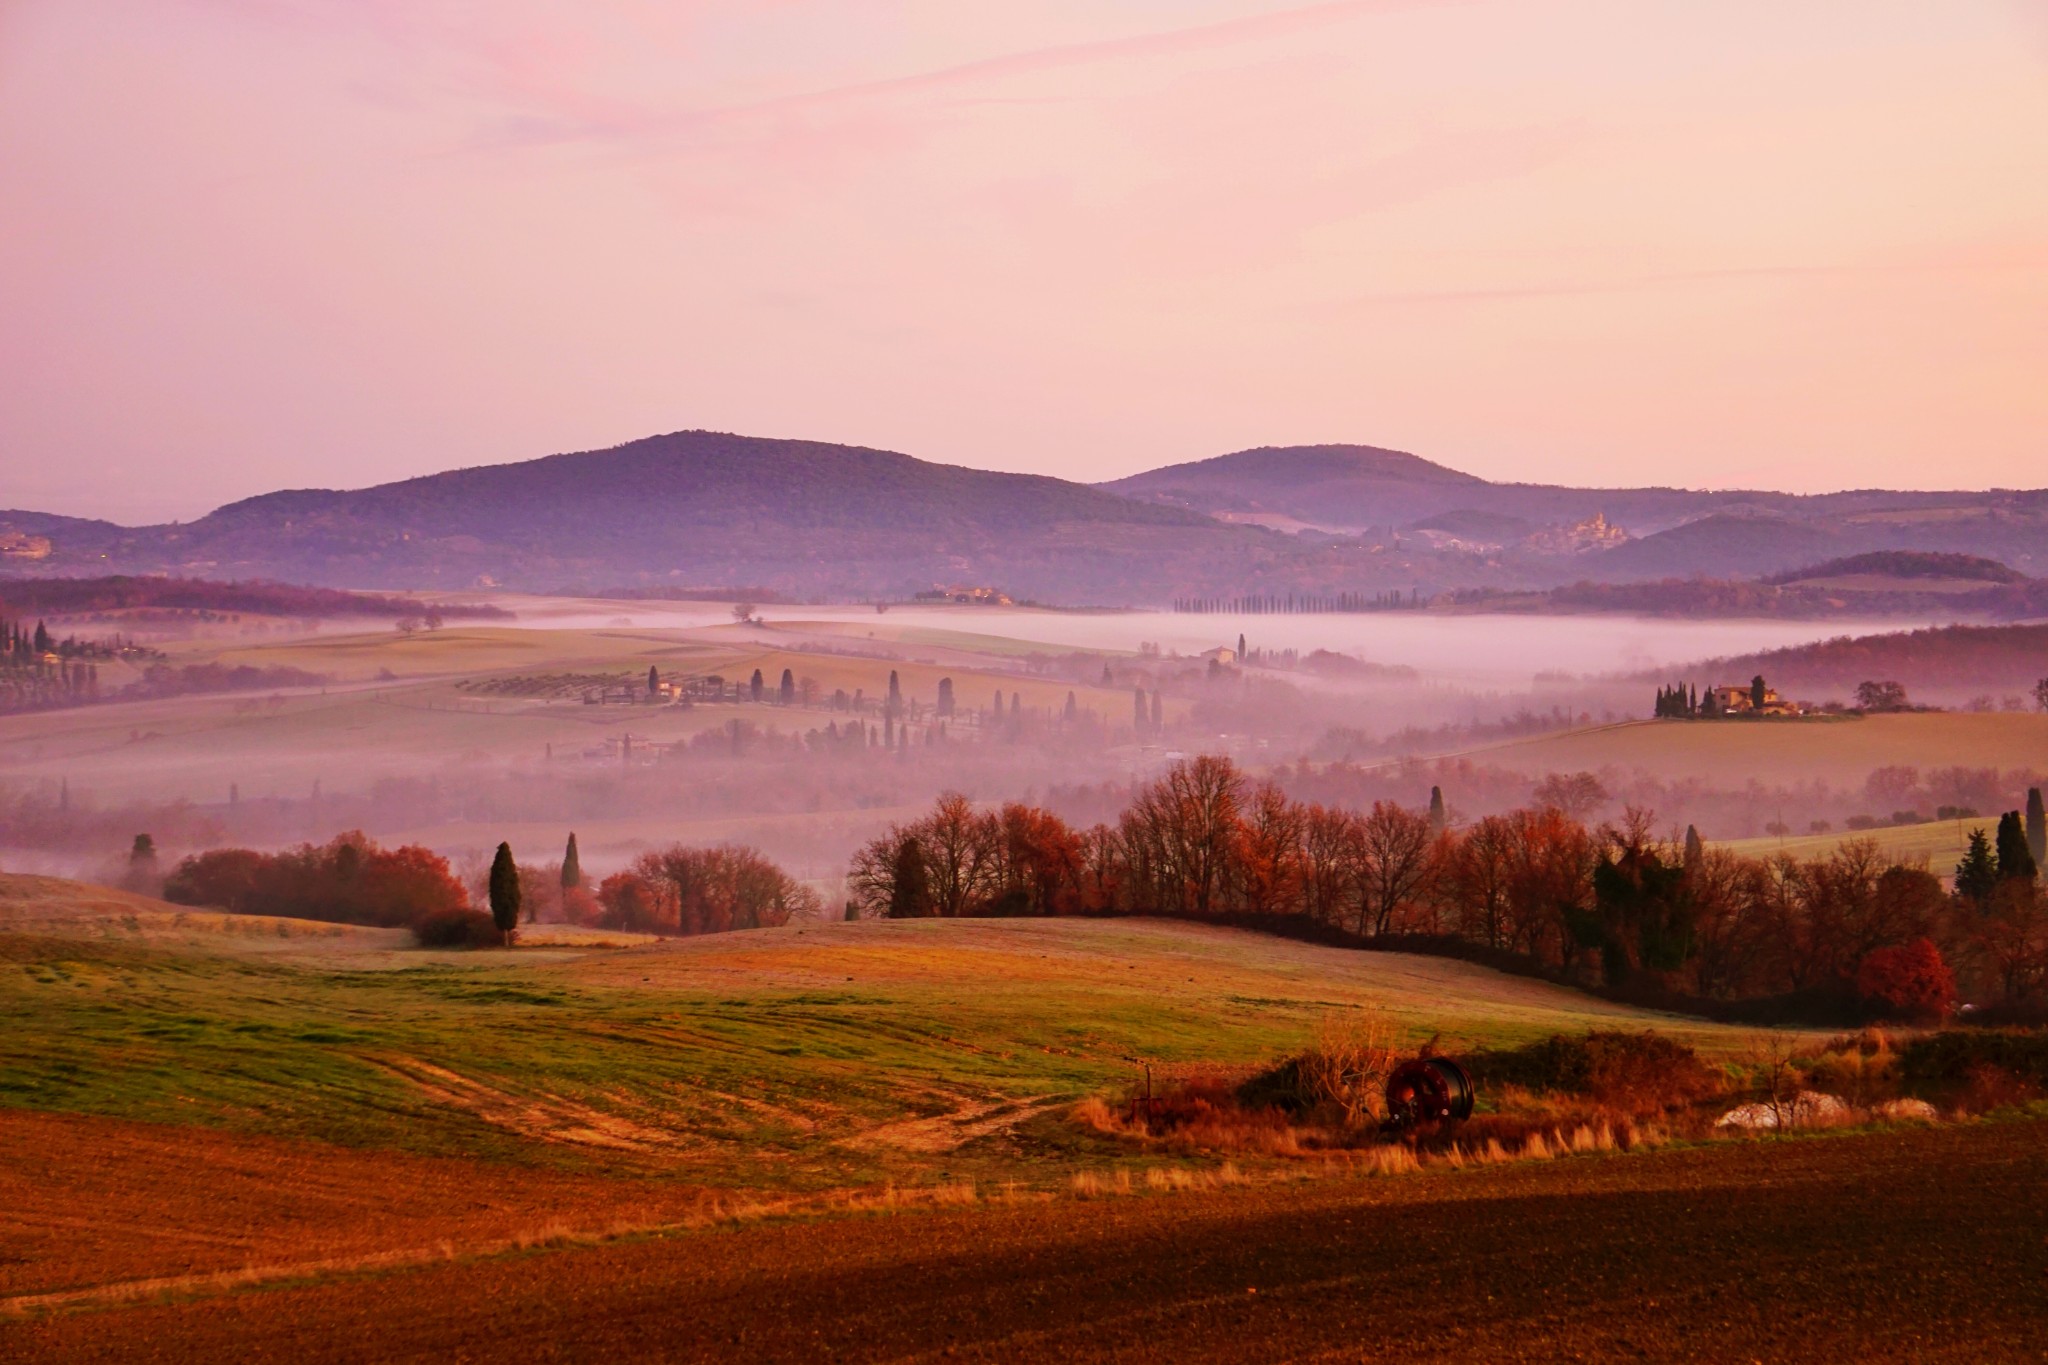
[
  {"x1": 1719, "y1": 815, "x2": 1983, "y2": 870},
  {"x1": 0, "y1": 874, "x2": 1753, "y2": 1192}
]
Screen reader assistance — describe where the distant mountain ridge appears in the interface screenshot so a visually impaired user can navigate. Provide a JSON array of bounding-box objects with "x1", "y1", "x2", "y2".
[
  {"x1": 5, "y1": 431, "x2": 2047, "y2": 603},
  {"x1": 1104, "y1": 445, "x2": 2048, "y2": 580},
  {"x1": 2, "y1": 431, "x2": 1267, "y2": 600}
]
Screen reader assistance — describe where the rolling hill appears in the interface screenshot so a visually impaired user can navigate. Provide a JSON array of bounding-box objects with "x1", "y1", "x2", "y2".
[
  {"x1": 2, "y1": 432, "x2": 1278, "y2": 601},
  {"x1": 1097, "y1": 444, "x2": 1487, "y2": 531}
]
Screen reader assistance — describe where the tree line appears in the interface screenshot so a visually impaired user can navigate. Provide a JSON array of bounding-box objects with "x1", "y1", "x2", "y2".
[
  {"x1": 847, "y1": 756, "x2": 2048, "y2": 1018},
  {"x1": 1172, "y1": 590, "x2": 1429, "y2": 614},
  {"x1": 157, "y1": 828, "x2": 818, "y2": 948}
]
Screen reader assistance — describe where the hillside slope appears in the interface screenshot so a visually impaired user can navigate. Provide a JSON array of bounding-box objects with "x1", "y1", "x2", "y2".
[{"x1": 12, "y1": 432, "x2": 1278, "y2": 600}]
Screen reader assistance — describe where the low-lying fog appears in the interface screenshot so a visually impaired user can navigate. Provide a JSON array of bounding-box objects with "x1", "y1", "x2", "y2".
[
  {"x1": 6, "y1": 598, "x2": 1998, "y2": 895},
  {"x1": 507, "y1": 600, "x2": 1914, "y2": 687}
]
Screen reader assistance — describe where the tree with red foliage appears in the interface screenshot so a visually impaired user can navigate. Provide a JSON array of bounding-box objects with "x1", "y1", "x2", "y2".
[
  {"x1": 164, "y1": 833, "x2": 467, "y2": 928},
  {"x1": 1855, "y1": 938, "x2": 1955, "y2": 1021},
  {"x1": 595, "y1": 870, "x2": 669, "y2": 932},
  {"x1": 992, "y1": 802, "x2": 1086, "y2": 916}
]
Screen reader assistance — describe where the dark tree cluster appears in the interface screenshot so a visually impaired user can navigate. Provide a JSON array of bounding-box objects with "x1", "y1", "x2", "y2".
[
  {"x1": 849, "y1": 756, "x2": 2045, "y2": 1016},
  {"x1": 0, "y1": 575, "x2": 507, "y2": 621},
  {"x1": 0, "y1": 616, "x2": 106, "y2": 714}
]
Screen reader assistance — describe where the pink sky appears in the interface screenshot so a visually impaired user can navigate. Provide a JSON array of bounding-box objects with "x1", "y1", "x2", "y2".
[{"x1": 3, "y1": 0, "x2": 2045, "y2": 522}]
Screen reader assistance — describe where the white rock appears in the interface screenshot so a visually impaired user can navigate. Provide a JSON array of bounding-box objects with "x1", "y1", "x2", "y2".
[{"x1": 1715, "y1": 1090, "x2": 1851, "y2": 1130}]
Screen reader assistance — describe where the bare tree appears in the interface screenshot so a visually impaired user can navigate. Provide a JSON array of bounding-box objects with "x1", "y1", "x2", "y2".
[{"x1": 1347, "y1": 801, "x2": 1436, "y2": 937}]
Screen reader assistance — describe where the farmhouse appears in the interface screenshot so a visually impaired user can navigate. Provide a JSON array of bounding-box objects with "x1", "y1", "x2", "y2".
[
  {"x1": 1709, "y1": 682, "x2": 1799, "y2": 716},
  {"x1": 917, "y1": 584, "x2": 1014, "y2": 605}
]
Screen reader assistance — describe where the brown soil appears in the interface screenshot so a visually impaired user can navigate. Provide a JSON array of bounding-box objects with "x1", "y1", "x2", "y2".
[
  {"x1": 0, "y1": 1110, "x2": 718, "y2": 1306},
  {"x1": 5, "y1": 1114, "x2": 2044, "y2": 1362}
]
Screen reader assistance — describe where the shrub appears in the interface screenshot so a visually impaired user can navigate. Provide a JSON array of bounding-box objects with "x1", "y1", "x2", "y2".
[
  {"x1": 1958, "y1": 1063, "x2": 2041, "y2": 1114},
  {"x1": 412, "y1": 908, "x2": 502, "y2": 948},
  {"x1": 1465, "y1": 1031, "x2": 1717, "y2": 1116},
  {"x1": 1900, "y1": 1030, "x2": 2048, "y2": 1095},
  {"x1": 1855, "y1": 938, "x2": 1954, "y2": 1021},
  {"x1": 1234, "y1": 1013, "x2": 1398, "y2": 1128},
  {"x1": 1802, "y1": 1044, "x2": 1899, "y2": 1109}
]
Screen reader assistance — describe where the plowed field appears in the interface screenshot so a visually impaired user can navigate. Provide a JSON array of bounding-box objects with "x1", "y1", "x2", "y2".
[{"x1": 6, "y1": 1113, "x2": 2044, "y2": 1363}]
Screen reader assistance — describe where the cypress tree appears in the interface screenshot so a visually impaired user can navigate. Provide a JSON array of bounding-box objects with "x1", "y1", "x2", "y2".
[
  {"x1": 121, "y1": 833, "x2": 158, "y2": 894},
  {"x1": 937, "y1": 677, "x2": 955, "y2": 718},
  {"x1": 1064, "y1": 691, "x2": 1078, "y2": 722},
  {"x1": 1683, "y1": 824, "x2": 1704, "y2": 869},
  {"x1": 749, "y1": 669, "x2": 764, "y2": 702},
  {"x1": 561, "y1": 833, "x2": 582, "y2": 891},
  {"x1": 1996, "y1": 811, "x2": 2037, "y2": 882},
  {"x1": 1955, "y1": 828, "x2": 1998, "y2": 906},
  {"x1": 1427, "y1": 786, "x2": 1446, "y2": 834},
  {"x1": 33, "y1": 620, "x2": 50, "y2": 654},
  {"x1": 2028, "y1": 788, "x2": 2046, "y2": 865},
  {"x1": 779, "y1": 668, "x2": 795, "y2": 705},
  {"x1": 1132, "y1": 686, "x2": 1146, "y2": 736},
  {"x1": 888, "y1": 670, "x2": 902, "y2": 711},
  {"x1": 1750, "y1": 675, "x2": 1766, "y2": 710},
  {"x1": 647, "y1": 665, "x2": 659, "y2": 695},
  {"x1": 1150, "y1": 691, "x2": 1163, "y2": 732},
  {"x1": 489, "y1": 842, "x2": 521, "y2": 946}
]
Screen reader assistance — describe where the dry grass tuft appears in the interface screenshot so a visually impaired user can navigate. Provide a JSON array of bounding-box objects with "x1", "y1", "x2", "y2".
[
  {"x1": 1296, "y1": 1010, "x2": 1399, "y2": 1127},
  {"x1": 1072, "y1": 1164, "x2": 1245, "y2": 1199},
  {"x1": 1357, "y1": 1144, "x2": 1420, "y2": 1177}
]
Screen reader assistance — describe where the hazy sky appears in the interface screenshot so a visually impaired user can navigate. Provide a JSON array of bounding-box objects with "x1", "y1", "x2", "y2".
[{"x1": 4, "y1": 1, "x2": 2046, "y2": 522}]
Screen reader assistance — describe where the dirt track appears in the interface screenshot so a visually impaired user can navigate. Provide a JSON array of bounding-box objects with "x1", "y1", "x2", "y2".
[{"x1": 6, "y1": 1117, "x2": 2045, "y2": 1362}]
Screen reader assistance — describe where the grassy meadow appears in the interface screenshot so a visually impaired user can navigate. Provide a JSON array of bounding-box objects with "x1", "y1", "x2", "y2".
[{"x1": 0, "y1": 874, "x2": 1756, "y2": 1193}]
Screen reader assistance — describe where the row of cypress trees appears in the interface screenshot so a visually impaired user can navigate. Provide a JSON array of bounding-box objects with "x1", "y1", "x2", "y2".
[
  {"x1": 484, "y1": 831, "x2": 585, "y2": 946},
  {"x1": 1952, "y1": 788, "x2": 2045, "y2": 906}
]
